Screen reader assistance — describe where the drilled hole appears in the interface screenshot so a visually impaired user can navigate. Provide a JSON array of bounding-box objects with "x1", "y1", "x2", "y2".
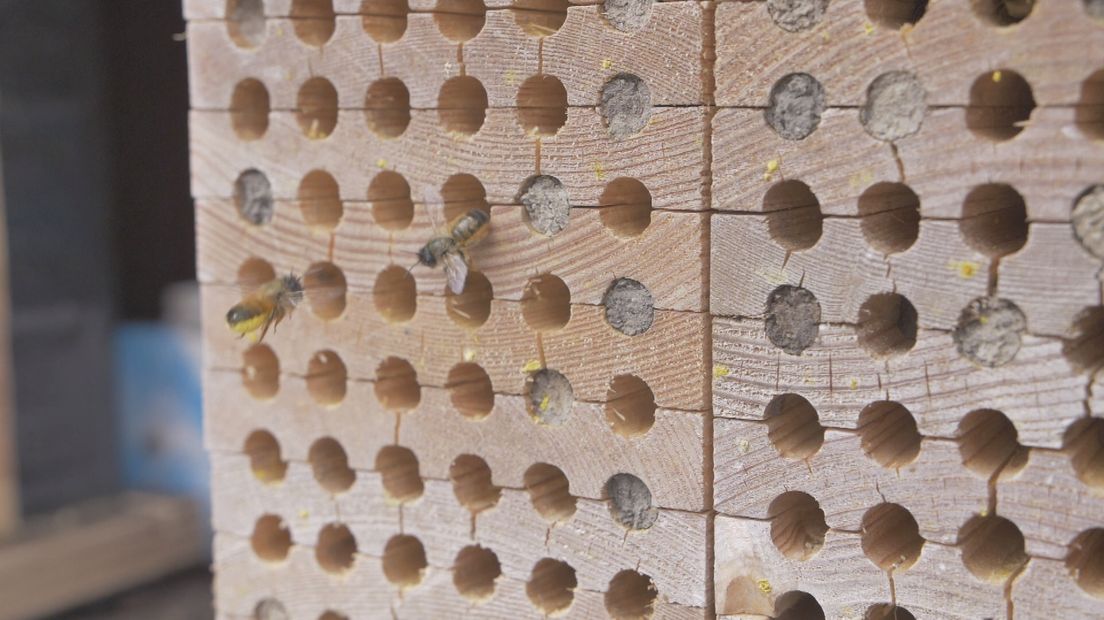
[
  {"x1": 526, "y1": 558, "x2": 577, "y2": 615},
  {"x1": 450, "y1": 454, "x2": 502, "y2": 513},
  {"x1": 231, "y1": 79, "x2": 270, "y2": 140},
  {"x1": 251, "y1": 514, "x2": 292, "y2": 562},
  {"x1": 764, "y1": 393, "x2": 824, "y2": 460},
  {"x1": 763, "y1": 180, "x2": 823, "y2": 251},
  {"x1": 316, "y1": 523, "x2": 357, "y2": 574},
  {"x1": 1077, "y1": 70, "x2": 1104, "y2": 140},
  {"x1": 237, "y1": 258, "x2": 276, "y2": 290},
  {"x1": 1087, "y1": 0, "x2": 1104, "y2": 19},
  {"x1": 857, "y1": 401, "x2": 921, "y2": 469},
  {"x1": 227, "y1": 0, "x2": 266, "y2": 48},
  {"x1": 774, "y1": 591, "x2": 825, "y2": 620},
  {"x1": 599, "y1": 178, "x2": 652, "y2": 238},
  {"x1": 253, "y1": 599, "x2": 288, "y2": 620},
  {"x1": 858, "y1": 182, "x2": 920, "y2": 254},
  {"x1": 445, "y1": 270, "x2": 492, "y2": 328},
  {"x1": 966, "y1": 70, "x2": 1036, "y2": 141},
  {"x1": 861, "y1": 503, "x2": 924, "y2": 572},
  {"x1": 373, "y1": 265, "x2": 416, "y2": 323},
  {"x1": 297, "y1": 169, "x2": 342, "y2": 230},
  {"x1": 375, "y1": 357, "x2": 420, "y2": 411},
  {"x1": 603, "y1": 278, "x2": 654, "y2": 337},
  {"x1": 526, "y1": 368, "x2": 574, "y2": 426},
  {"x1": 234, "y1": 169, "x2": 274, "y2": 226},
  {"x1": 291, "y1": 0, "x2": 335, "y2": 45},
  {"x1": 365, "y1": 77, "x2": 411, "y2": 139},
  {"x1": 303, "y1": 261, "x2": 346, "y2": 320},
  {"x1": 242, "y1": 344, "x2": 280, "y2": 400},
  {"x1": 517, "y1": 75, "x2": 568, "y2": 137},
  {"x1": 361, "y1": 0, "x2": 408, "y2": 43},
  {"x1": 605, "y1": 570, "x2": 657, "y2": 620},
  {"x1": 605, "y1": 374, "x2": 656, "y2": 438},
  {"x1": 960, "y1": 183, "x2": 1028, "y2": 257},
  {"x1": 306, "y1": 350, "x2": 347, "y2": 406},
  {"x1": 453, "y1": 545, "x2": 501, "y2": 602},
  {"x1": 521, "y1": 175, "x2": 571, "y2": 235},
  {"x1": 1067, "y1": 529, "x2": 1104, "y2": 598},
  {"x1": 971, "y1": 0, "x2": 1034, "y2": 25},
  {"x1": 376, "y1": 445, "x2": 424, "y2": 503},
  {"x1": 319, "y1": 612, "x2": 347, "y2": 620},
  {"x1": 957, "y1": 409, "x2": 1029, "y2": 480},
  {"x1": 309, "y1": 437, "x2": 356, "y2": 493},
  {"x1": 1064, "y1": 416, "x2": 1104, "y2": 490},
  {"x1": 244, "y1": 429, "x2": 288, "y2": 484},
  {"x1": 383, "y1": 534, "x2": 428, "y2": 588},
  {"x1": 958, "y1": 514, "x2": 1028, "y2": 583},
  {"x1": 442, "y1": 173, "x2": 489, "y2": 221},
  {"x1": 766, "y1": 73, "x2": 825, "y2": 141},
  {"x1": 447, "y1": 362, "x2": 494, "y2": 419},
  {"x1": 524, "y1": 463, "x2": 577, "y2": 523},
  {"x1": 521, "y1": 274, "x2": 571, "y2": 331},
  {"x1": 296, "y1": 77, "x2": 338, "y2": 139},
  {"x1": 369, "y1": 171, "x2": 413, "y2": 230},
  {"x1": 606, "y1": 473, "x2": 657, "y2": 530},
  {"x1": 1063, "y1": 306, "x2": 1104, "y2": 374},
  {"x1": 765, "y1": 284, "x2": 820, "y2": 355},
  {"x1": 767, "y1": 0, "x2": 827, "y2": 32},
  {"x1": 438, "y1": 75, "x2": 487, "y2": 135},
  {"x1": 865, "y1": 604, "x2": 917, "y2": 620},
  {"x1": 856, "y1": 293, "x2": 918, "y2": 359},
  {"x1": 434, "y1": 0, "x2": 486, "y2": 41},
  {"x1": 768, "y1": 491, "x2": 828, "y2": 561},
  {"x1": 600, "y1": 73, "x2": 652, "y2": 139},
  {"x1": 864, "y1": 0, "x2": 927, "y2": 28},
  {"x1": 513, "y1": 0, "x2": 568, "y2": 36}
]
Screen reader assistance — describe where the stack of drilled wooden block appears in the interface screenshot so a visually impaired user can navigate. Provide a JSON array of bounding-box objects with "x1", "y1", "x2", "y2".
[{"x1": 189, "y1": 0, "x2": 1104, "y2": 618}]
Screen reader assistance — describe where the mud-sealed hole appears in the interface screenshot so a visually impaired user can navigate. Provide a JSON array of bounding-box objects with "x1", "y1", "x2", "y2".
[
  {"x1": 383, "y1": 534, "x2": 428, "y2": 588},
  {"x1": 303, "y1": 261, "x2": 346, "y2": 320},
  {"x1": 434, "y1": 0, "x2": 486, "y2": 42},
  {"x1": 442, "y1": 173, "x2": 490, "y2": 221},
  {"x1": 453, "y1": 545, "x2": 501, "y2": 602},
  {"x1": 860, "y1": 71, "x2": 926, "y2": 142},
  {"x1": 234, "y1": 169, "x2": 274, "y2": 225},
  {"x1": 1063, "y1": 306, "x2": 1104, "y2": 374},
  {"x1": 958, "y1": 514, "x2": 1028, "y2": 583},
  {"x1": 523, "y1": 462, "x2": 577, "y2": 523},
  {"x1": 375, "y1": 445, "x2": 424, "y2": 503},
  {"x1": 763, "y1": 180, "x2": 823, "y2": 251},
  {"x1": 309, "y1": 436, "x2": 356, "y2": 493},
  {"x1": 526, "y1": 558, "x2": 577, "y2": 615},
  {"x1": 251, "y1": 514, "x2": 292, "y2": 562},
  {"x1": 600, "y1": 74, "x2": 652, "y2": 139},
  {"x1": 971, "y1": 0, "x2": 1034, "y2": 26},
  {"x1": 768, "y1": 0, "x2": 828, "y2": 32},
  {"x1": 244, "y1": 429, "x2": 288, "y2": 483},
  {"x1": 764, "y1": 393, "x2": 824, "y2": 460},
  {"x1": 1076, "y1": 69, "x2": 1104, "y2": 140},
  {"x1": 438, "y1": 75, "x2": 488, "y2": 135},
  {"x1": 599, "y1": 178, "x2": 652, "y2": 238},
  {"x1": 369, "y1": 171, "x2": 413, "y2": 231},
  {"x1": 605, "y1": 570, "x2": 657, "y2": 620},
  {"x1": 231, "y1": 78, "x2": 270, "y2": 140},
  {"x1": 603, "y1": 278, "x2": 654, "y2": 336},
  {"x1": 517, "y1": 75, "x2": 568, "y2": 137},
  {"x1": 227, "y1": 0, "x2": 266, "y2": 48},
  {"x1": 297, "y1": 169, "x2": 343, "y2": 230},
  {"x1": 960, "y1": 183, "x2": 1028, "y2": 257},
  {"x1": 966, "y1": 70, "x2": 1036, "y2": 141},
  {"x1": 953, "y1": 296, "x2": 1027, "y2": 367},
  {"x1": 1066, "y1": 528, "x2": 1104, "y2": 598},
  {"x1": 446, "y1": 270, "x2": 492, "y2": 328},
  {"x1": 365, "y1": 77, "x2": 411, "y2": 139},
  {"x1": 306, "y1": 350, "x2": 347, "y2": 406},
  {"x1": 526, "y1": 368, "x2": 574, "y2": 426},
  {"x1": 957, "y1": 409, "x2": 1029, "y2": 480},
  {"x1": 605, "y1": 374, "x2": 656, "y2": 438},
  {"x1": 253, "y1": 599, "x2": 288, "y2": 620},
  {"x1": 291, "y1": 0, "x2": 335, "y2": 46},
  {"x1": 361, "y1": 0, "x2": 409, "y2": 43},
  {"x1": 447, "y1": 362, "x2": 494, "y2": 419},
  {"x1": 373, "y1": 265, "x2": 416, "y2": 323},
  {"x1": 375, "y1": 356, "x2": 421, "y2": 411},
  {"x1": 520, "y1": 175, "x2": 571, "y2": 235},
  {"x1": 602, "y1": 0, "x2": 653, "y2": 32},
  {"x1": 521, "y1": 274, "x2": 571, "y2": 331},
  {"x1": 864, "y1": 0, "x2": 927, "y2": 28},
  {"x1": 296, "y1": 77, "x2": 338, "y2": 139},
  {"x1": 449, "y1": 454, "x2": 502, "y2": 513},
  {"x1": 856, "y1": 292, "x2": 918, "y2": 359},
  {"x1": 513, "y1": 0, "x2": 568, "y2": 37},
  {"x1": 765, "y1": 284, "x2": 821, "y2": 355},
  {"x1": 1073, "y1": 185, "x2": 1104, "y2": 259},
  {"x1": 861, "y1": 503, "x2": 924, "y2": 572},
  {"x1": 315, "y1": 522, "x2": 357, "y2": 574},
  {"x1": 765, "y1": 73, "x2": 825, "y2": 141},
  {"x1": 774, "y1": 591, "x2": 825, "y2": 620},
  {"x1": 605, "y1": 473, "x2": 658, "y2": 530},
  {"x1": 858, "y1": 182, "x2": 921, "y2": 254},
  {"x1": 857, "y1": 401, "x2": 922, "y2": 469},
  {"x1": 865, "y1": 604, "x2": 917, "y2": 620},
  {"x1": 242, "y1": 344, "x2": 280, "y2": 400},
  {"x1": 768, "y1": 491, "x2": 828, "y2": 561},
  {"x1": 1064, "y1": 416, "x2": 1104, "y2": 489}
]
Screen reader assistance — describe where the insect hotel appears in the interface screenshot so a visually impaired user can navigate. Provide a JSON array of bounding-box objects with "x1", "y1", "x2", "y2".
[{"x1": 190, "y1": 0, "x2": 1104, "y2": 617}]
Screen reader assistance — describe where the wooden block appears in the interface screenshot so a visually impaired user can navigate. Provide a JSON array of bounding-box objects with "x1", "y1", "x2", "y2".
[
  {"x1": 891, "y1": 542, "x2": 1006, "y2": 620},
  {"x1": 1012, "y1": 558, "x2": 1104, "y2": 620}
]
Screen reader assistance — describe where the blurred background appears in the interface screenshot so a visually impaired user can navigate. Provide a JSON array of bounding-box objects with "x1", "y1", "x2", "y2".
[{"x1": 0, "y1": 1, "x2": 211, "y2": 618}]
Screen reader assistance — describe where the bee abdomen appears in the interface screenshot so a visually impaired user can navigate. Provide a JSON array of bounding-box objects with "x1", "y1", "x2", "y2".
[{"x1": 453, "y1": 209, "x2": 489, "y2": 242}]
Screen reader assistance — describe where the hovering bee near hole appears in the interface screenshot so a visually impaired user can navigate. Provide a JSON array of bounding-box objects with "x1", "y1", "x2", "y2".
[
  {"x1": 605, "y1": 570, "x2": 658, "y2": 620},
  {"x1": 517, "y1": 74, "x2": 568, "y2": 137},
  {"x1": 768, "y1": 491, "x2": 828, "y2": 561},
  {"x1": 309, "y1": 437, "x2": 356, "y2": 493},
  {"x1": 369, "y1": 171, "x2": 413, "y2": 231},
  {"x1": 526, "y1": 558, "x2": 577, "y2": 615},
  {"x1": 763, "y1": 180, "x2": 823, "y2": 251},
  {"x1": 520, "y1": 175, "x2": 571, "y2": 235},
  {"x1": 434, "y1": 0, "x2": 486, "y2": 41},
  {"x1": 237, "y1": 257, "x2": 276, "y2": 290},
  {"x1": 373, "y1": 265, "x2": 416, "y2": 323},
  {"x1": 447, "y1": 362, "x2": 494, "y2": 419},
  {"x1": 306, "y1": 350, "x2": 347, "y2": 407},
  {"x1": 438, "y1": 76, "x2": 488, "y2": 135},
  {"x1": 291, "y1": 0, "x2": 336, "y2": 46},
  {"x1": 361, "y1": 0, "x2": 409, "y2": 43},
  {"x1": 231, "y1": 78, "x2": 270, "y2": 140},
  {"x1": 453, "y1": 545, "x2": 501, "y2": 603},
  {"x1": 297, "y1": 169, "x2": 343, "y2": 230},
  {"x1": 858, "y1": 182, "x2": 921, "y2": 254},
  {"x1": 316, "y1": 522, "x2": 357, "y2": 574},
  {"x1": 242, "y1": 344, "x2": 279, "y2": 400},
  {"x1": 523, "y1": 463, "x2": 576, "y2": 523},
  {"x1": 521, "y1": 274, "x2": 571, "y2": 331},
  {"x1": 446, "y1": 270, "x2": 492, "y2": 328},
  {"x1": 375, "y1": 445, "x2": 424, "y2": 503},
  {"x1": 375, "y1": 357, "x2": 421, "y2": 411},
  {"x1": 365, "y1": 77, "x2": 411, "y2": 139},
  {"x1": 226, "y1": 0, "x2": 266, "y2": 48},
  {"x1": 764, "y1": 393, "x2": 824, "y2": 460},
  {"x1": 1063, "y1": 305, "x2": 1104, "y2": 374},
  {"x1": 1064, "y1": 416, "x2": 1104, "y2": 490},
  {"x1": 864, "y1": 0, "x2": 927, "y2": 28},
  {"x1": 957, "y1": 409, "x2": 1029, "y2": 480},
  {"x1": 600, "y1": 73, "x2": 652, "y2": 140},
  {"x1": 861, "y1": 503, "x2": 924, "y2": 572},
  {"x1": 765, "y1": 73, "x2": 826, "y2": 141},
  {"x1": 525, "y1": 368, "x2": 574, "y2": 426},
  {"x1": 773, "y1": 591, "x2": 825, "y2": 620},
  {"x1": 234, "y1": 169, "x2": 274, "y2": 226},
  {"x1": 960, "y1": 183, "x2": 1028, "y2": 257},
  {"x1": 296, "y1": 77, "x2": 338, "y2": 139},
  {"x1": 303, "y1": 261, "x2": 346, "y2": 320},
  {"x1": 966, "y1": 70, "x2": 1035, "y2": 141},
  {"x1": 599, "y1": 178, "x2": 651, "y2": 238},
  {"x1": 605, "y1": 374, "x2": 656, "y2": 438},
  {"x1": 512, "y1": 0, "x2": 568, "y2": 37},
  {"x1": 383, "y1": 534, "x2": 428, "y2": 589},
  {"x1": 1077, "y1": 70, "x2": 1104, "y2": 140},
  {"x1": 971, "y1": 0, "x2": 1034, "y2": 26},
  {"x1": 253, "y1": 599, "x2": 288, "y2": 620},
  {"x1": 449, "y1": 454, "x2": 502, "y2": 513},
  {"x1": 856, "y1": 292, "x2": 918, "y2": 359},
  {"x1": 865, "y1": 604, "x2": 917, "y2": 620},
  {"x1": 251, "y1": 514, "x2": 292, "y2": 562},
  {"x1": 958, "y1": 514, "x2": 1027, "y2": 583},
  {"x1": 605, "y1": 472, "x2": 658, "y2": 530},
  {"x1": 1066, "y1": 528, "x2": 1104, "y2": 598},
  {"x1": 857, "y1": 401, "x2": 922, "y2": 469},
  {"x1": 244, "y1": 429, "x2": 288, "y2": 484},
  {"x1": 442, "y1": 173, "x2": 489, "y2": 221}
]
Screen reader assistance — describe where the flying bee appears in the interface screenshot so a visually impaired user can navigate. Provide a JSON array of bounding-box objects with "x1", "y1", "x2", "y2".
[
  {"x1": 415, "y1": 187, "x2": 490, "y2": 294},
  {"x1": 226, "y1": 273, "x2": 304, "y2": 343}
]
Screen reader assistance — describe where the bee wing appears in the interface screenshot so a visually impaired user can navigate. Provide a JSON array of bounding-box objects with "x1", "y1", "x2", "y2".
[
  {"x1": 423, "y1": 186, "x2": 447, "y2": 232},
  {"x1": 442, "y1": 251, "x2": 469, "y2": 295}
]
